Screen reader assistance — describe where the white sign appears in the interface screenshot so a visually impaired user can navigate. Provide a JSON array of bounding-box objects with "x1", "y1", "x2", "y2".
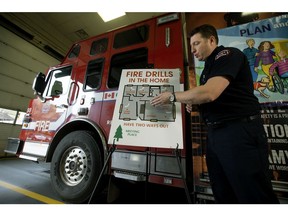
[{"x1": 108, "y1": 69, "x2": 183, "y2": 149}]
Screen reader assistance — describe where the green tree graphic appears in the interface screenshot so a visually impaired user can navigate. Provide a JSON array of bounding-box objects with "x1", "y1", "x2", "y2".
[{"x1": 114, "y1": 125, "x2": 123, "y2": 141}]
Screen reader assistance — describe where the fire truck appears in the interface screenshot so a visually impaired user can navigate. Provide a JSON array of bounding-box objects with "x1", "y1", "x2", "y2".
[{"x1": 10, "y1": 13, "x2": 198, "y2": 203}]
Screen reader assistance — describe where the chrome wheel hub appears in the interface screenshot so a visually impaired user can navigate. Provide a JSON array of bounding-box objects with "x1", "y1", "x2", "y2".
[{"x1": 60, "y1": 146, "x2": 88, "y2": 186}]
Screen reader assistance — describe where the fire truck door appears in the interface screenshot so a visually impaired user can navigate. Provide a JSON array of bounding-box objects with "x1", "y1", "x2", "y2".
[
  {"x1": 43, "y1": 66, "x2": 73, "y2": 130},
  {"x1": 19, "y1": 66, "x2": 73, "y2": 160}
]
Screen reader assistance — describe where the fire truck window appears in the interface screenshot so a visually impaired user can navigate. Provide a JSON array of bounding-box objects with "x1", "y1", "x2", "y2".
[
  {"x1": 90, "y1": 38, "x2": 108, "y2": 55},
  {"x1": 45, "y1": 66, "x2": 72, "y2": 97},
  {"x1": 113, "y1": 25, "x2": 149, "y2": 49},
  {"x1": 68, "y1": 44, "x2": 81, "y2": 59},
  {"x1": 108, "y1": 48, "x2": 148, "y2": 88},
  {"x1": 84, "y1": 58, "x2": 104, "y2": 91},
  {"x1": 51, "y1": 81, "x2": 63, "y2": 96}
]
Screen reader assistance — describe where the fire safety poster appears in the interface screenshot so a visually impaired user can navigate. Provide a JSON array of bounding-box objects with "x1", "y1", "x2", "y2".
[
  {"x1": 261, "y1": 103, "x2": 288, "y2": 182},
  {"x1": 215, "y1": 15, "x2": 288, "y2": 186},
  {"x1": 108, "y1": 69, "x2": 183, "y2": 149},
  {"x1": 195, "y1": 14, "x2": 288, "y2": 104}
]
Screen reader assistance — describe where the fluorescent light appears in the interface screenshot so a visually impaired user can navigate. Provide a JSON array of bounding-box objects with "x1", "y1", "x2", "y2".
[
  {"x1": 98, "y1": 12, "x2": 126, "y2": 22},
  {"x1": 241, "y1": 12, "x2": 254, "y2": 16}
]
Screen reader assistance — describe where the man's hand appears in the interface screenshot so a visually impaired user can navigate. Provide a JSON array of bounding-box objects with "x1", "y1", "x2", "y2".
[{"x1": 150, "y1": 92, "x2": 172, "y2": 106}]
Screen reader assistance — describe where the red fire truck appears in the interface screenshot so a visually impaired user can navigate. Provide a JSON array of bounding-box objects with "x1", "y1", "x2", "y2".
[{"x1": 11, "y1": 13, "x2": 197, "y2": 203}]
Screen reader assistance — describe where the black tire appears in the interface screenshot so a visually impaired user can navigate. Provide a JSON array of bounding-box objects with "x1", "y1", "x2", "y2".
[
  {"x1": 272, "y1": 75, "x2": 284, "y2": 94},
  {"x1": 50, "y1": 130, "x2": 103, "y2": 203}
]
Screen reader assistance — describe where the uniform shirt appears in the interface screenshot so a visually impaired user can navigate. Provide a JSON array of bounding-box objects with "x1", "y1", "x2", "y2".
[{"x1": 199, "y1": 45, "x2": 260, "y2": 123}]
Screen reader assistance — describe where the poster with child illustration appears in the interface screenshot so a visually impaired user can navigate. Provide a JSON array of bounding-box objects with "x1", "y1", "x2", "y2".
[{"x1": 195, "y1": 14, "x2": 288, "y2": 103}]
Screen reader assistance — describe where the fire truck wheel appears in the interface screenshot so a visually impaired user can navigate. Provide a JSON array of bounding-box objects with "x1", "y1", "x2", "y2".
[{"x1": 50, "y1": 130, "x2": 103, "y2": 203}]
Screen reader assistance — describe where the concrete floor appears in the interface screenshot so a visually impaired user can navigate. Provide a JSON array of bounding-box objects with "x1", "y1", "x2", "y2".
[
  {"x1": 0, "y1": 157, "x2": 64, "y2": 204},
  {"x1": 0, "y1": 157, "x2": 189, "y2": 204},
  {"x1": 1, "y1": 157, "x2": 287, "y2": 205}
]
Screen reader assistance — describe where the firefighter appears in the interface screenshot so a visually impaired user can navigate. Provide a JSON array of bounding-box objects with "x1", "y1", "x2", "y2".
[{"x1": 150, "y1": 24, "x2": 279, "y2": 204}]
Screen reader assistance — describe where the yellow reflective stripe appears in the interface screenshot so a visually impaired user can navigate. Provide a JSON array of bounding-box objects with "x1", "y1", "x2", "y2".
[{"x1": 0, "y1": 180, "x2": 64, "y2": 204}]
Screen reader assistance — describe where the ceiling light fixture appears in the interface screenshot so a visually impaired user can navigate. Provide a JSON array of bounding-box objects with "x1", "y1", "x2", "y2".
[{"x1": 98, "y1": 12, "x2": 126, "y2": 22}]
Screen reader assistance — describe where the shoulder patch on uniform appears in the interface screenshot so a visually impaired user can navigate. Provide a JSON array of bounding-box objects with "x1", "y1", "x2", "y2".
[{"x1": 215, "y1": 49, "x2": 230, "y2": 60}]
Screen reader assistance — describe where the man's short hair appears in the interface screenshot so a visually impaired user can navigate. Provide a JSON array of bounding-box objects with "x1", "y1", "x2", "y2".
[{"x1": 189, "y1": 24, "x2": 219, "y2": 44}]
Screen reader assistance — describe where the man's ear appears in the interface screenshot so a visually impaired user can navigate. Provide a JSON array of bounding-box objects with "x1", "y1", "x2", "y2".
[{"x1": 210, "y1": 36, "x2": 216, "y2": 44}]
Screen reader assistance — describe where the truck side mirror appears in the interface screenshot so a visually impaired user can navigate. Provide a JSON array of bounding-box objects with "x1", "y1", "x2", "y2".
[{"x1": 32, "y1": 72, "x2": 46, "y2": 97}]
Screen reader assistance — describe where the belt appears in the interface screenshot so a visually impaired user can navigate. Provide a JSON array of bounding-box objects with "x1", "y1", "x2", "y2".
[{"x1": 206, "y1": 114, "x2": 261, "y2": 128}]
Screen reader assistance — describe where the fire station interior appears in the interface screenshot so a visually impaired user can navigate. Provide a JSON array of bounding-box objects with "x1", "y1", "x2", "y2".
[{"x1": 0, "y1": 11, "x2": 288, "y2": 206}]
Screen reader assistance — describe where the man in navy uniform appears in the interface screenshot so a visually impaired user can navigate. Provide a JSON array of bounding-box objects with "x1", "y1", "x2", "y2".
[{"x1": 151, "y1": 24, "x2": 279, "y2": 204}]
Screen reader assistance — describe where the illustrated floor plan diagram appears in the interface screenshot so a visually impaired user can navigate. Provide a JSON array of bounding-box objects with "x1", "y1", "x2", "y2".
[{"x1": 119, "y1": 84, "x2": 176, "y2": 122}]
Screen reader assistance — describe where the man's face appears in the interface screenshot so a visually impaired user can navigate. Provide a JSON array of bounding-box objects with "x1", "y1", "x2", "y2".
[{"x1": 190, "y1": 33, "x2": 214, "y2": 61}]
